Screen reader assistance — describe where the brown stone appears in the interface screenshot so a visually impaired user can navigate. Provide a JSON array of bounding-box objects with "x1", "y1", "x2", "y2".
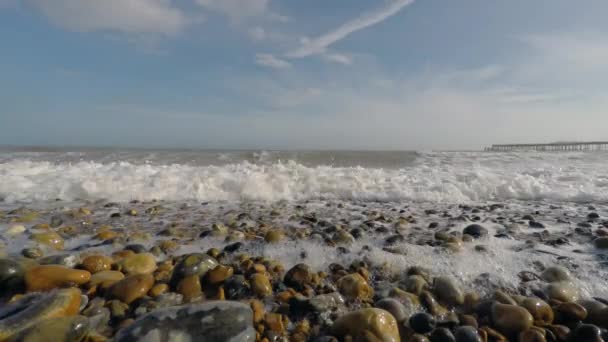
[
  {"x1": 31, "y1": 231, "x2": 64, "y2": 250},
  {"x1": 89, "y1": 270, "x2": 125, "y2": 289},
  {"x1": 206, "y1": 265, "x2": 234, "y2": 285},
  {"x1": 337, "y1": 273, "x2": 374, "y2": 301},
  {"x1": 250, "y1": 273, "x2": 272, "y2": 297},
  {"x1": 521, "y1": 297, "x2": 554, "y2": 326},
  {"x1": 81, "y1": 255, "x2": 113, "y2": 274},
  {"x1": 149, "y1": 283, "x2": 169, "y2": 297},
  {"x1": 177, "y1": 275, "x2": 203, "y2": 302},
  {"x1": 119, "y1": 253, "x2": 157, "y2": 275},
  {"x1": 108, "y1": 274, "x2": 154, "y2": 304},
  {"x1": 492, "y1": 303, "x2": 534, "y2": 336},
  {"x1": 25, "y1": 265, "x2": 91, "y2": 292},
  {"x1": 331, "y1": 308, "x2": 400, "y2": 342},
  {"x1": 251, "y1": 299, "x2": 265, "y2": 324}
]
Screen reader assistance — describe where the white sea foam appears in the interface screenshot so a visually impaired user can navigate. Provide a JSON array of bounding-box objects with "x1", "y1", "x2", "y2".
[{"x1": 0, "y1": 151, "x2": 607, "y2": 203}]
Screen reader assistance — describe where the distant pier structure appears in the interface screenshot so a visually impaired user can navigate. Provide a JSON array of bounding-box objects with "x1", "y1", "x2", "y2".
[{"x1": 485, "y1": 142, "x2": 608, "y2": 152}]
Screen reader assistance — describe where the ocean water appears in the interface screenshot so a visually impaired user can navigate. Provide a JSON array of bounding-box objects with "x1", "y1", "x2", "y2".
[
  {"x1": 1, "y1": 148, "x2": 608, "y2": 299},
  {"x1": 0, "y1": 148, "x2": 607, "y2": 204}
]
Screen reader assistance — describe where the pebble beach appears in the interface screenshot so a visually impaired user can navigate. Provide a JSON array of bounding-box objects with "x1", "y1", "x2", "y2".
[{"x1": 1, "y1": 150, "x2": 608, "y2": 341}]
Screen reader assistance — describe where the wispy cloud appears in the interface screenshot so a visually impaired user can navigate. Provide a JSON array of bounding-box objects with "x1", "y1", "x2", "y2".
[
  {"x1": 287, "y1": 0, "x2": 415, "y2": 58},
  {"x1": 25, "y1": 0, "x2": 188, "y2": 35},
  {"x1": 255, "y1": 53, "x2": 291, "y2": 69},
  {"x1": 195, "y1": 0, "x2": 269, "y2": 19},
  {"x1": 323, "y1": 53, "x2": 353, "y2": 65}
]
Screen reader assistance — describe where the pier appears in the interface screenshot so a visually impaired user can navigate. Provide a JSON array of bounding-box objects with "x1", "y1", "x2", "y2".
[{"x1": 485, "y1": 142, "x2": 608, "y2": 152}]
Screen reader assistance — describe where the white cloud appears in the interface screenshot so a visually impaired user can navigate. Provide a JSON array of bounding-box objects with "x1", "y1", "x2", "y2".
[
  {"x1": 255, "y1": 53, "x2": 291, "y2": 69},
  {"x1": 248, "y1": 27, "x2": 267, "y2": 41},
  {"x1": 287, "y1": 0, "x2": 415, "y2": 58},
  {"x1": 323, "y1": 53, "x2": 353, "y2": 65},
  {"x1": 195, "y1": 0, "x2": 269, "y2": 19},
  {"x1": 25, "y1": 0, "x2": 187, "y2": 35}
]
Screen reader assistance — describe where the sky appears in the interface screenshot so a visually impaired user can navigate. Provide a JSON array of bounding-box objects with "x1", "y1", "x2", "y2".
[{"x1": 1, "y1": 0, "x2": 607, "y2": 150}]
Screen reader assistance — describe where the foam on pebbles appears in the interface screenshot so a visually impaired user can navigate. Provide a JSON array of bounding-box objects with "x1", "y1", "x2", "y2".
[{"x1": 0, "y1": 199, "x2": 607, "y2": 340}]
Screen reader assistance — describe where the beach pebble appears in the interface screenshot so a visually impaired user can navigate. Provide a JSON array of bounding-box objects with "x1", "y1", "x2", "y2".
[
  {"x1": 403, "y1": 275, "x2": 428, "y2": 295},
  {"x1": 265, "y1": 229, "x2": 285, "y2": 243},
  {"x1": 250, "y1": 273, "x2": 272, "y2": 297},
  {"x1": 521, "y1": 297, "x2": 554, "y2": 325},
  {"x1": 284, "y1": 263, "x2": 314, "y2": 290},
  {"x1": 375, "y1": 298, "x2": 409, "y2": 322},
  {"x1": 81, "y1": 255, "x2": 113, "y2": 274},
  {"x1": 491, "y1": 303, "x2": 534, "y2": 335},
  {"x1": 462, "y1": 224, "x2": 488, "y2": 239},
  {"x1": 337, "y1": 273, "x2": 374, "y2": 301},
  {"x1": 545, "y1": 281, "x2": 579, "y2": 302},
  {"x1": 172, "y1": 253, "x2": 218, "y2": 279},
  {"x1": 31, "y1": 231, "x2": 65, "y2": 250},
  {"x1": 430, "y1": 327, "x2": 456, "y2": 342},
  {"x1": 6, "y1": 224, "x2": 26, "y2": 236},
  {"x1": 409, "y1": 312, "x2": 436, "y2": 334},
  {"x1": 176, "y1": 275, "x2": 203, "y2": 302},
  {"x1": 25, "y1": 265, "x2": 91, "y2": 292},
  {"x1": 109, "y1": 274, "x2": 154, "y2": 304},
  {"x1": 569, "y1": 324, "x2": 603, "y2": 342},
  {"x1": 453, "y1": 326, "x2": 482, "y2": 342},
  {"x1": 119, "y1": 252, "x2": 157, "y2": 275},
  {"x1": 89, "y1": 270, "x2": 125, "y2": 288},
  {"x1": 554, "y1": 302, "x2": 587, "y2": 322},
  {"x1": 331, "y1": 308, "x2": 400, "y2": 342},
  {"x1": 541, "y1": 266, "x2": 571, "y2": 282},
  {"x1": 206, "y1": 264, "x2": 234, "y2": 285},
  {"x1": 115, "y1": 301, "x2": 255, "y2": 342},
  {"x1": 434, "y1": 276, "x2": 465, "y2": 306}
]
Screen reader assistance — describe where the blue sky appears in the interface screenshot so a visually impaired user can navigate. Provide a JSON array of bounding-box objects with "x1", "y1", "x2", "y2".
[{"x1": 1, "y1": 0, "x2": 607, "y2": 150}]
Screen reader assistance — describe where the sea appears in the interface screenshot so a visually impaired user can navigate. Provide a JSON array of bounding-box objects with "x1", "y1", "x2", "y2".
[{"x1": 0, "y1": 148, "x2": 607, "y2": 204}]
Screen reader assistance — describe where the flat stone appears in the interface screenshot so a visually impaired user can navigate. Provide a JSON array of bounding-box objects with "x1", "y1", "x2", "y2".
[
  {"x1": 25, "y1": 265, "x2": 91, "y2": 292},
  {"x1": 115, "y1": 301, "x2": 255, "y2": 342}
]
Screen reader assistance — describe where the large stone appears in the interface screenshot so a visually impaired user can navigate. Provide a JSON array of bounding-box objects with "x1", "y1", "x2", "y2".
[
  {"x1": 331, "y1": 308, "x2": 400, "y2": 342},
  {"x1": 491, "y1": 303, "x2": 534, "y2": 336},
  {"x1": 25, "y1": 265, "x2": 91, "y2": 292},
  {"x1": 115, "y1": 301, "x2": 255, "y2": 342},
  {"x1": 0, "y1": 288, "x2": 82, "y2": 340}
]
